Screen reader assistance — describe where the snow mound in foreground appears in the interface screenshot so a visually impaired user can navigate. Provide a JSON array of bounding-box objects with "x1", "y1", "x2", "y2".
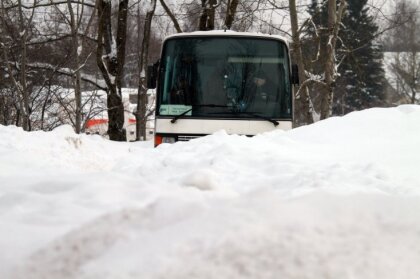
[{"x1": 1, "y1": 105, "x2": 420, "y2": 279}]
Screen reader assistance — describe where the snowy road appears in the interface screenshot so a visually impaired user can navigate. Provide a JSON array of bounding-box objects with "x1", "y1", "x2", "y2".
[{"x1": 1, "y1": 106, "x2": 420, "y2": 279}]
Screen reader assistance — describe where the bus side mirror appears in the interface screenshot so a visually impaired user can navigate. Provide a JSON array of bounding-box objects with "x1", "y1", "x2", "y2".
[
  {"x1": 147, "y1": 62, "x2": 158, "y2": 89},
  {"x1": 291, "y1": 64, "x2": 299, "y2": 85}
]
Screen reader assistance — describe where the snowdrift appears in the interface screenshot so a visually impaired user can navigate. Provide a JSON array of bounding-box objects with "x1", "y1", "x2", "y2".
[{"x1": 0, "y1": 105, "x2": 419, "y2": 279}]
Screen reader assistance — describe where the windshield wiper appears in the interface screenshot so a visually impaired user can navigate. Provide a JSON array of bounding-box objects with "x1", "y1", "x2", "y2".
[
  {"x1": 237, "y1": 111, "x2": 279, "y2": 127},
  {"x1": 170, "y1": 105, "x2": 279, "y2": 127},
  {"x1": 208, "y1": 111, "x2": 279, "y2": 127},
  {"x1": 170, "y1": 104, "x2": 232, "y2": 123}
]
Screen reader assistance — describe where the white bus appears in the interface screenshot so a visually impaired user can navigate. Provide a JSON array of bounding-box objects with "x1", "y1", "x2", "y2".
[{"x1": 147, "y1": 31, "x2": 299, "y2": 147}]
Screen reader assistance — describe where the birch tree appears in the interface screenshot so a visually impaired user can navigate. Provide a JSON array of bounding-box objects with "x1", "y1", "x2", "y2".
[
  {"x1": 319, "y1": 0, "x2": 347, "y2": 119},
  {"x1": 288, "y1": 0, "x2": 347, "y2": 122}
]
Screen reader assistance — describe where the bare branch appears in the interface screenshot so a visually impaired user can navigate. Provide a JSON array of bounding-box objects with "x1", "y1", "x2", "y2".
[
  {"x1": 3, "y1": 0, "x2": 95, "y2": 10},
  {"x1": 159, "y1": 0, "x2": 182, "y2": 33}
]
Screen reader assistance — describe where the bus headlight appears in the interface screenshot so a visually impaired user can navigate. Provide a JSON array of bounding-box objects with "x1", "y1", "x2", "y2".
[
  {"x1": 154, "y1": 135, "x2": 176, "y2": 147},
  {"x1": 162, "y1": 136, "x2": 176, "y2": 144}
]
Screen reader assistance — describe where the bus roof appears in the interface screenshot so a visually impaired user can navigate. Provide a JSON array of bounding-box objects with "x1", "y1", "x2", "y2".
[{"x1": 164, "y1": 30, "x2": 289, "y2": 46}]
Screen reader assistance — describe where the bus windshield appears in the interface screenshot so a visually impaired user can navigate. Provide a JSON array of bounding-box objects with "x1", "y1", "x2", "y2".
[{"x1": 157, "y1": 37, "x2": 292, "y2": 119}]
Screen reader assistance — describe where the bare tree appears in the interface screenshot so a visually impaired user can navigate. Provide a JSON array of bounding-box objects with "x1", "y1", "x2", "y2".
[
  {"x1": 66, "y1": 0, "x2": 83, "y2": 133},
  {"x1": 198, "y1": 0, "x2": 220, "y2": 31},
  {"x1": 1, "y1": 0, "x2": 104, "y2": 132},
  {"x1": 388, "y1": 0, "x2": 419, "y2": 104},
  {"x1": 136, "y1": 0, "x2": 157, "y2": 141},
  {"x1": 16, "y1": 0, "x2": 32, "y2": 130},
  {"x1": 159, "y1": 0, "x2": 182, "y2": 33},
  {"x1": 96, "y1": 0, "x2": 129, "y2": 141},
  {"x1": 391, "y1": 53, "x2": 420, "y2": 104},
  {"x1": 319, "y1": 0, "x2": 347, "y2": 119},
  {"x1": 288, "y1": 0, "x2": 347, "y2": 122},
  {"x1": 224, "y1": 0, "x2": 239, "y2": 30},
  {"x1": 0, "y1": 0, "x2": 38, "y2": 130},
  {"x1": 289, "y1": 0, "x2": 314, "y2": 125}
]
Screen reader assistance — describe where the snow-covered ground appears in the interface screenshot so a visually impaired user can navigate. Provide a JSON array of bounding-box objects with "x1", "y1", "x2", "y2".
[{"x1": 1, "y1": 105, "x2": 420, "y2": 279}]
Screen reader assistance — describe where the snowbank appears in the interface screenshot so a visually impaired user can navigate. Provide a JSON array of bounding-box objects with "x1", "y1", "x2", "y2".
[{"x1": 0, "y1": 105, "x2": 420, "y2": 279}]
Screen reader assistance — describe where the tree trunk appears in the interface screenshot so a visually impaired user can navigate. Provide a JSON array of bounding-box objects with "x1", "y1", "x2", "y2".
[
  {"x1": 198, "y1": 0, "x2": 208, "y2": 30},
  {"x1": 115, "y1": 0, "x2": 129, "y2": 92},
  {"x1": 207, "y1": 0, "x2": 216, "y2": 30},
  {"x1": 198, "y1": 0, "x2": 217, "y2": 31},
  {"x1": 15, "y1": 107, "x2": 20, "y2": 126},
  {"x1": 0, "y1": 95, "x2": 4, "y2": 125},
  {"x1": 137, "y1": 90, "x2": 148, "y2": 141},
  {"x1": 17, "y1": 0, "x2": 30, "y2": 131},
  {"x1": 96, "y1": 0, "x2": 127, "y2": 141},
  {"x1": 40, "y1": 86, "x2": 51, "y2": 131},
  {"x1": 224, "y1": 0, "x2": 239, "y2": 30},
  {"x1": 136, "y1": 0, "x2": 157, "y2": 141},
  {"x1": 107, "y1": 92, "x2": 126, "y2": 141},
  {"x1": 320, "y1": 0, "x2": 347, "y2": 120},
  {"x1": 67, "y1": 0, "x2": 82, "y2": 133},
  {"x1": 289, "y1": 0, "x2": 314, "y2": 126},
  {"x1": 410, "y1": 50, "x2": 416, "y2": 104}
]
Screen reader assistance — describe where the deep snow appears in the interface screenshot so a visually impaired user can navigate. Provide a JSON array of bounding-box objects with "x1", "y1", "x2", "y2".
[{"x1": 1, "y1": 106, "x2": 420, "y2": 279}]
